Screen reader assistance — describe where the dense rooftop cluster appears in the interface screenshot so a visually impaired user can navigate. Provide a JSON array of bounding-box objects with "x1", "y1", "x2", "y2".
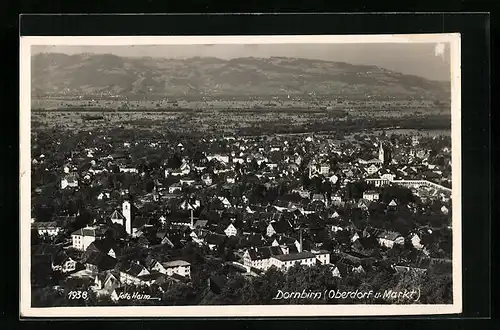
[{"x1": 30, "y1": 128, "x2": 452, "y2": 306}]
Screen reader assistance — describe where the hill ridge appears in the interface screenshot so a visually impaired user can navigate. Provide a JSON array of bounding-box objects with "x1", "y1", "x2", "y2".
[{"x1": 31, "y1": 52, "x2": 450, "y2": 100}]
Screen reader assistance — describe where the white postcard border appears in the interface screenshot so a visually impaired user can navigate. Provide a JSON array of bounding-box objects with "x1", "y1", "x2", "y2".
[{"x1": 20, "y1": 33, "x2": 462, "y2": 318}]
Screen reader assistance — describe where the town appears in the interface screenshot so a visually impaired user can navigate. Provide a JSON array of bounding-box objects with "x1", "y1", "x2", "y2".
[{"x1": 30, "y1": 126, "x2": 453, "y2": 306}]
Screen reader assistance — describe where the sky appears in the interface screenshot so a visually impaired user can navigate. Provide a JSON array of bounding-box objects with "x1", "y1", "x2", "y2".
[{"x1": 32, "y1": 43, "x2": 451, "y2": 81}]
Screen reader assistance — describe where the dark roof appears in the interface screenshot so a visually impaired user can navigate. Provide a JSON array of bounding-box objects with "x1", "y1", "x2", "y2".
[
  {"x1": 110, "y1": 210, "x2": 125, "y2": 220},
  {"x1": 87, "y1": 238, "x2": 122, "y2": 256},
  {"x1": 269, "y1": 221, "x2": 292, "y2": 233},
  {"x1": 193, "y1": 220, "x2": 208, "y2": 228},
  {"x1": 156, "y1": 231, "x2": 167, "y2": 240},
  {"x1": 205, "y1": 233, "x2": 226, "y2": 245},
  {"x1": 356, "y1": 236, "x2": 379, "y2": 250},
  {"x1": 138, "y1": 272, "x2": 167, "y2": 282},
  {"x1": 247, "y1": 245, "x2": 284, "y2": 260},
  {"x1": 71, "y1": 226, "x2": 107, "y2": 237},
  {"x1": 116, "y1": 261, "x2": 148, "y2": 277},
  {"x1": 377, "y1": 231, "x2": 402, "y2": 241},
  {"x1": 273, "y1": 251, "x2": 316, "y2": 262},
  {"x1": 32, "y1": 243, "x2": 70, "y2": 265},
  {"x1": 239, "y1": 233, "x2": 265, "y2": 247},
  {"x1": 169, "y1": 273, "x2": 190, "y2": 282},
  {"x1": 162, "y1": 260, "x2": 191, "y2": 268},
  {"x1": 31, "y1": 221, "x2": 59, "y2": 229},
  {"x1": 273, "y1": 235, "x2": 297, "y2": 245},
  {"x1": 83, "y1": 250, "x2": 117, "y2": 271},
  {"x1": 133, "y1": 216, "x2": 150, "y2": 229}
]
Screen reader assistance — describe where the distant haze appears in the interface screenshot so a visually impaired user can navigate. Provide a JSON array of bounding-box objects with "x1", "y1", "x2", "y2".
[{"x1": 32, "y1": 43, "x2": 451, "y2": 82}]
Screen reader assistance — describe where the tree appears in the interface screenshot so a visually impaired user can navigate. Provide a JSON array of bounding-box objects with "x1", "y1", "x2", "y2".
[
  {"x1": 162, "y1": 283, "x2": 196, "y2": 305},
  {"x1": 240, "y1": 267, "x2": 285, "y2": 304},
  {"x1": 216, "y1": 273, "x2": 246, "y2": 305}
]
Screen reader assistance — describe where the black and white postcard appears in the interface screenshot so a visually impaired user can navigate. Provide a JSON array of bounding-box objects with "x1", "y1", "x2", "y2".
[{"x1": 20, "y1": 34, "x2": 462, "y2": 317}]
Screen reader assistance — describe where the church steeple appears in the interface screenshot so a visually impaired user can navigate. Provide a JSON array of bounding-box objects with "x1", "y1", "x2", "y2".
[{"x1": 378, "y1": 142, "x2": 385, "y2": 163}]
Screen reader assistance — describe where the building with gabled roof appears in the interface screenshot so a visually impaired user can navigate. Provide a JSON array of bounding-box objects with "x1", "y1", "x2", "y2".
[
  {"x1": 270, "y1": 251, "x2": 318, "y2": 270},
  {"x1": 61, "y1": 173, "x2": 79, "y2": 189},
  {"x1": 161, "y1": 260, "x2": 191, "y2": 278},
  {"x1": 71, "y1": 225, "x2": 107, "y2": 251},
  {"x1": 31, "y1": 221, "x2": 61, "y2": 237},
  {"x1": 377, "y1": 231, "x2": 405, "y2": 248},
  {"x1": 266, "y1": 220, "x2": 293, "y2": 237},
  {"x1": 116, "y1": 261, "x2": 150, "y2": 286}
]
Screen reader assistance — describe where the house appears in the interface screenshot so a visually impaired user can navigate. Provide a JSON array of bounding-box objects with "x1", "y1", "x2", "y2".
[
  {"x1": 97, "y1": 192, "x2": 111, "y2": 200},
  {"x1": 169, "y1": 183, "x2": 182, "y2": 194},
  {"x1": 193, "y1": 219, "x2": 209, "y2": 229},
  {"x1": 266, "y1": 163, "x2": 278, "y2": 170},
  {"x1": 180, "y1": 178, "x2": 196, "y2": 186},
  {"x1": 207, "y1": 154, "x2": 230, "y2": 164},
  {"x1": 377, "y1": 231, "x2": 405, "y2": 248},
  {"x1": 242, "y1": 246, "x2": 284, "y2": 271},
  {"x1": 308, "y1": 162, "x2": 330, "y2": 178},
  {"x1": 312, "y1": 193, "x2": 326, "y2": 204},
  {"x1": 410, "y1": 233, "x2": 423, "y2": 249},
  {"x1": 204, "y1": 233, "x2": 226, "y2": 250},
  {"x1": 61, "y1": 174, "x2": 79, "y2": 189},
  {"x1": 365, "y1": 164, "x2": 380, "y2": 176},
  {"x1": 292, "y1": 187, "x2": 311, "y2": 199},
  {"x1": 388, "y1": 199, "x2": 398, "y2": 207},
  {"x1": 329, "y1": 264, "x2": 342, "y2": 278},
  {"x1": 329, "y1": 174, "x2": 339, "y2": 184},
  {"x1": 117, "y1": 261, "x2": 151, "y2": 286},
  {"x1": 71, "y1": 225, "x2": 106, "y2": 251},
  {"x1": 32, "y1": 244, "x2": 77, "y2": 273},
  {"x1": 81, "y1": 246, "x2": 117, "y2": 274},
  {"x1": 224, "y1": 223, "x2": 238, "y2": 237},
  {"x1": 358, "y1": 158, "x2": 382, "y2": 165},
  {"x1": 319, "y1": 164, "x2": 330, "y2": 175},
  {"x1": 201, "y1": 174, "x2": 213, "y2": 186},
  {"x1": 330, "y1": 194, "x2": 343, "y2": 206},
  {"x1": 218, "y1": 196, "x2": 232, "y2": 208},
  {"x1": 119, "y1": 167, "x2": 138, "y2": 173},
  {"x1": 356, "y1": 199, "x2": 372, "y2": 211},
  {"x1": 351, "y1": 232, "x2": 360, "y2": 243},
  {"x1": 311, "y1": 249, "x2": 331, "y2": 265},
  {"x1": 362, "y1": 190, "x2": 380, "y2": 201},
  {"x1": 31, "y1": 221, "x2": 61, "y2": 237},
  {"x1": 351, "y1": 236, "x2": 379, "y2": 257},
  {"x1": 266, "y1": 221, "x2": 292, "y2": 237},
  {"x1": 161, "y1": 260, "x2": 191, "y2": 278},
  {"x1": 380, "y1": 173, "x2": 396, "y2": 182},
  {"x1": 85, "y1": 238, "x2": 122, "y2": 259},
  {"x1": 271, "y1": 236, "x2": 300, "y2": 252},
  {"x1": 179, "y1": 199, "x2": 201, "y2": 211},
  {"x1": 94, "y1": 270, "x2": 121, "y2": 293},
  {"x1": 412, "y1": 136, "x2": 420, "y2": 146},
  {"x1": 270, "y1": 251, "x2": 318, "y2": 271}
]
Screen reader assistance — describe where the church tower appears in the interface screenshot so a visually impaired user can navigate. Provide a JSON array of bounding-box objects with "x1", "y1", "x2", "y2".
[
  {"x1": 122, "y1": 200, "x2": 132, "y2": 235},
  {"x1": 378, "y1": 142, "x2": 385, "y2": 163}
]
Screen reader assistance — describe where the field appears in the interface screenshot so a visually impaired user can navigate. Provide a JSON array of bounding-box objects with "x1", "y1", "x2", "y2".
[
  {"x1": 31, "y1": 105, "x2": 451, "y2": 138},
  {"x1": 32, "y1": 97, "x2": 450, "y2": 113}
]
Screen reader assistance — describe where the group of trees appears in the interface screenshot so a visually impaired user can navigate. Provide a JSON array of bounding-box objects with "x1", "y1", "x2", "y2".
[{"x1": 201, "y1": 263, "x2": 452, "y2": 305}]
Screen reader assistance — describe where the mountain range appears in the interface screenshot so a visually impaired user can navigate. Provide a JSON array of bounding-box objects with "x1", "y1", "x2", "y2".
[{"x1": 31, "y1": 53, "x2": 450, "y2": 100}]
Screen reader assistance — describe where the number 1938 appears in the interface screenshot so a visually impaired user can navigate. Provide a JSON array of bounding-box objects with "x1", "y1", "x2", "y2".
[{"x1": 67, "y1": 290, "x2": 88, "y2": 300}]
